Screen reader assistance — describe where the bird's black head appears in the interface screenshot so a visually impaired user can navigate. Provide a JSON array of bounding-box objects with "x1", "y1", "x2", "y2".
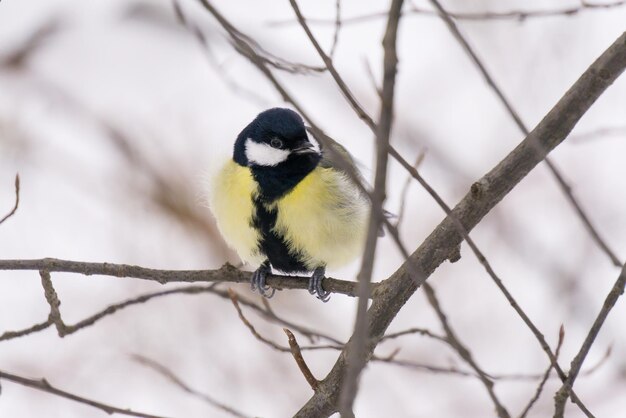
[
  {"x1": 233, "y1": 108, "x2": 319, "y2": 167},
  {"x1": 233, "y1": 108, "x2": 321, "y2": 200}
]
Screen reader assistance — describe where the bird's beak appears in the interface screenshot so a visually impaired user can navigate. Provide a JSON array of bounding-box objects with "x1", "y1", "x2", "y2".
[{"x1": 293, "y1": 141, "x2": 317, "y2": 155}]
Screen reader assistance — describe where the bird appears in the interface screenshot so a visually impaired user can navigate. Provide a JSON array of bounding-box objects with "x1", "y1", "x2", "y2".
[{"x1": 209, "y1": 108, "x2": 368, "y2": 301}]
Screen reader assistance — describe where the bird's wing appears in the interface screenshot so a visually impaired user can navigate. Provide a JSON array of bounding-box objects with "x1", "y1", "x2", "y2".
[{"x1": 315, "y1": 136, "x2": 393, "y2": 237}]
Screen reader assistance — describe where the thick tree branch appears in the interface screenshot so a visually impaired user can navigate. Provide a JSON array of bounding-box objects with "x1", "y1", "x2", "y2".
[{"x1": 294, "y1": 32, "x2": 626, "y2": 417}]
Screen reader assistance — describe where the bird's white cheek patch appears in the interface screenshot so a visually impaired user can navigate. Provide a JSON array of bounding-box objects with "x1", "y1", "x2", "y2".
[{"x1": 245, "y1": 139, "x2": 290, "y2": 166}]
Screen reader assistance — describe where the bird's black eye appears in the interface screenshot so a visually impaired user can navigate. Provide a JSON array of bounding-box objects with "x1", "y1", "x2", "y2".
[{"x1": 270, "y1": 138, "x2": 283, "y2": 149}]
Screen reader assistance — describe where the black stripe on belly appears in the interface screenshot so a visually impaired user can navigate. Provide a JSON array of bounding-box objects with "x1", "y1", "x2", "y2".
[{"x1": 251, "y1": 197, "x2": 308, "y2": 273}]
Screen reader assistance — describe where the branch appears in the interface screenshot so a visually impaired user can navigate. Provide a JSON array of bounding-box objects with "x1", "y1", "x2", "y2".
[
  {"x1": 294, "y1": 31, "x2": 626, "y2": 417},
  {"x1": 131, "y1": 354, "x2": 250, "y2": 418},
  {"x1": 0, "y1": 258, "x2": 367, "y2": 297},
  {"x1": 423, "y1": 284, "x2": 509, "y2": 418},
  {"x1": 553, "y1": 263, "x2": 626, "y2": 417},
  {"x1": 337, "y1": 0, "x2": 403, "y2": 414},
  {"x1": 283, "y1": 329, "x2": 319, "y2": 391},
  {"x1": 268, "y1": 1, "x2": 626, "y2": 26},
  {"x1": 429, "y1": 0, "x2": 623, "y2": 268},
  {"x1": 0, "y1": 370, "x2": 167, "y2": 418},
  {"x1": 0, "y1": 174, "x2": 20, "y2": 225},
  {"x1": 519, "y1": 326, "x2": 565, "y2": 418}
]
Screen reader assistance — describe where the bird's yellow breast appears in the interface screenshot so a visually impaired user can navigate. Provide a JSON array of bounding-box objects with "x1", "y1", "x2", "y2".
[
  {"x1": 210, "y1": 160, "x2": 368, "y2": 270},
  {"x1": 273, "y1": 166, "x2": 368, "y2": 270},
  {"x1": 209, "y1": 161, "x2": 265, "y2": 265}
]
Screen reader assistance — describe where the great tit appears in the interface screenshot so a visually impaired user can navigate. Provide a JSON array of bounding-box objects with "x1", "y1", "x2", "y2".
[{"x1": 209, "y1": 108, "x2": 368, "y2": 301}]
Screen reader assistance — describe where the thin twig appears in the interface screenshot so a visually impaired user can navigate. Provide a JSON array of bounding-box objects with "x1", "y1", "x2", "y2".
[
  {"x1": 0, "y1": 278, "x2": 344, "y2": 349},
  {"x1": 570, "y1": 125, "x2": 626, "y2": 143},
  {"x1": 519, "y1": 325, "x2": 565, "y2": 418},
  {"x1": 177, "y1": 0, "x2": 324, "y2": 75},
  {"x1": 553, "y1": 264, "x2": 626, "y2": 417},
  {"x1": 429, "y1": 0, "x2": 622, "y2": 268},
  {"x1": 362, "y1": 57, "x2": 382, "y2": 98},
  {"x1": 0, "y1": 370, "x2": 167, "y2": 418},
  {"x1": 131, "y1": 354, "x2": 250, "y2": 418},
  {"x1": 283, "y1": 328, "x2": 319, "y2": 391},
  {"x1": 268, "y1": 1, "x2": 626, "y2": 26},
  {"x1": 380, "y1": 326, "x2": 447, "y2": 344},
  {"x1": 395, "y1": 151, "x2": 426, "y2": 229},
  {"x1": 171, "y1": 0, "x2": 269, "y2": 106},
  {"x1": 329, "y1": 0, "x2": 341, "y2": 59},
  {"x1": 423, "y1": 283, "x2": 510, "y2": 418},
  {"x1": 0, "y1": 174, "x2": 20, "y2": 225},
  {"x1": 228, "y1": 289, "x2": 290, "y2": 352}
]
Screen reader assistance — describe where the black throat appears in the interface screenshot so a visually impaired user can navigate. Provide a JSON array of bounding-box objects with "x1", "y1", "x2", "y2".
[
  {"x1": 248, "y1": 153, "x2": 320, "y2": 273},
  {"x1": 249, "y1": 153, "x2": 320, "y2": 201}
]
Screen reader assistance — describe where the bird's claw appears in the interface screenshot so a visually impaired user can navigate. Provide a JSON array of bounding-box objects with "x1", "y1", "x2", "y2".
[
  {"x1": 308, "y1": 266, "x2": 330, "y2": 302},
  {"x1": 251, "y1": 261, "x2": 275, "y2": 298}
]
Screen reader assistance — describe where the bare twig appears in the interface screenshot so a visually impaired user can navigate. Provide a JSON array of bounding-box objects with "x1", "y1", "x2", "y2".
[
  {"x1": 228, "y1": 289, "x2": 289, "y2": 352},
  {"x1": 395, "y1": 151, "x2": 426, "y2": 229},
  {"x1": 0, "y1": 174, "x2": 20, "y2": 225},
  {"x1": 329, "y1": 0, "x2": 341, "y2": 59},
  {"x1": 283, "y1": 329, "x2": 319, "y2": 391},
  {"x1": 131, "y1": 354, "x2": 250, "y2": 418},
  {"x1": 227, "y1": 289, "x2": 341, "y2": 352},
  {"x1": 362, "y1": 57, "x2": 382, "y2": 98},
  {"x1": 0, "y1": 258, "x2": 366, "y2": 297},
  {"x1": 423, "y1": 284, "x2": 510, "y2": 418},
  {"x1": 380, "y1": 326, "x2": 446, "y2": 344},
  {"x1": 429, "y1": 0, "x2": 622, "y2": 268},
  {"x1": 170, "y1": 0, "x2": 269, "y2": 106},
  {"x1": 268, "y1": 1, "x2": 626, "y2": 26},
  {"x1": 177, "y1": 0, "x2": 324, "y2": 75},
  {"x1": 338, "y1": 0, "x2": 403, "y2": 414},
  {"x1": 0, "y1": 370, "x2": 166, "y2": 418},
  {"x1": 570, "y1": 125, "x2": 626, "y2": 143},
  {"x1": 519, "y1": 325, "x2": 565, "y2": 418},
  {"x1": 554, "y1": 264, "x2": 626, "y2": 417}
]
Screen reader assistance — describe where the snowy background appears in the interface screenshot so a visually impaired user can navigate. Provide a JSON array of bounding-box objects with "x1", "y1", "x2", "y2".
[{"x1": 0, "y1": 0, "x2": 625, "y2": 417}]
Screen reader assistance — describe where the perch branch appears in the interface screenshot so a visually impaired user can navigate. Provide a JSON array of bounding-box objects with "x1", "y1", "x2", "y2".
[{"x1": 0, "y1": 258, "x2": 367, "y2": 297}]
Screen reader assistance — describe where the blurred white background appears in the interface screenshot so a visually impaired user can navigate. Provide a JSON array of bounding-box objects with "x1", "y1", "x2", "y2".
[{"x1": 0, "y1": 0, "x2": 625, "y2": 417}]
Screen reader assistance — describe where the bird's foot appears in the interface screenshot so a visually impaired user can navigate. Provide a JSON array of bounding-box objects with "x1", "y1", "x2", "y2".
[
  {"x1": 251, "y1": 260, "x2": 275, "y2": 298},
  {"x1": 308, "y1": 266, "x2": 330, "y2": 302}
]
